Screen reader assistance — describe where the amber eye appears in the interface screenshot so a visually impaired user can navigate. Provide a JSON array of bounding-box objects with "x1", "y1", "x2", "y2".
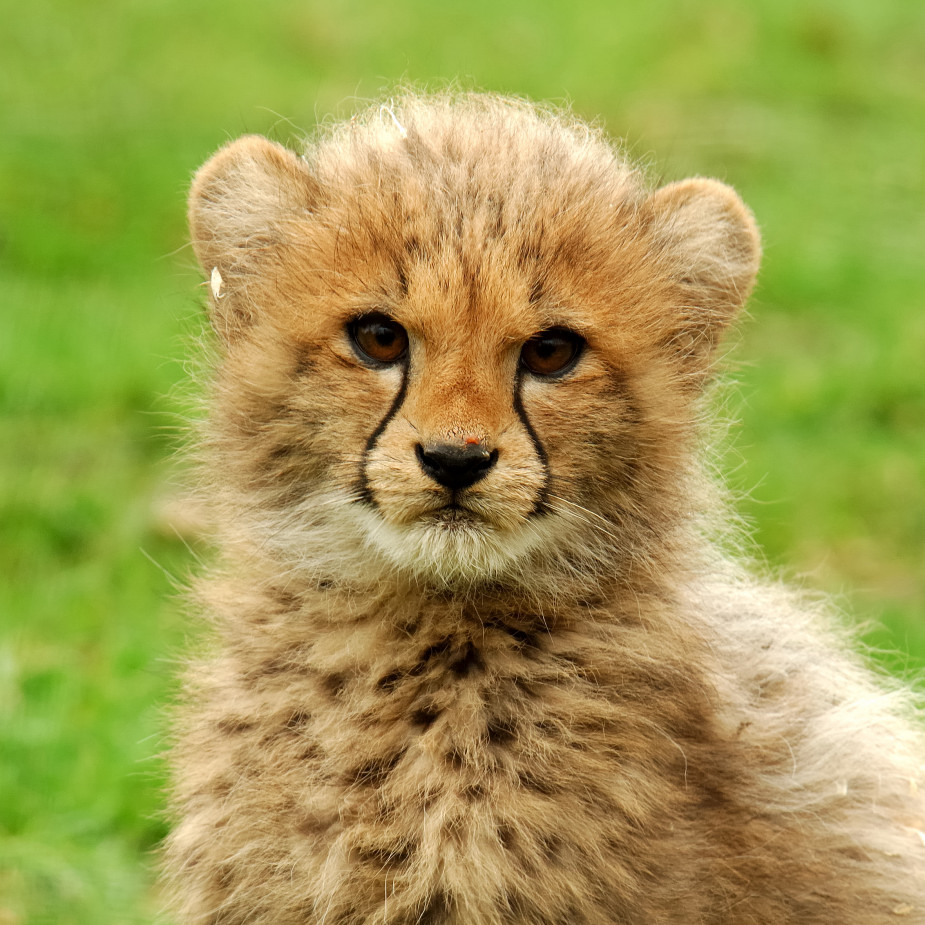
[
  {"x1": 520, "y1": 327, "x2": 584, "y2": 378},
  {"x1": 348, "y1": 313, "x2": 409, "y2": 366}
]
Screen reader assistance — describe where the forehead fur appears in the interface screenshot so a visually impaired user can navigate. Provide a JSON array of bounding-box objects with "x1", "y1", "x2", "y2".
[
  {"x1": 190, "y1": 92, "x2": 759, "y2": 371},
  {"x1": 304, "y1": 96, "x2": 651, "y2": 341},
  {"x1": 312, "y1": 95, "x2": 644, "y2": 215}
]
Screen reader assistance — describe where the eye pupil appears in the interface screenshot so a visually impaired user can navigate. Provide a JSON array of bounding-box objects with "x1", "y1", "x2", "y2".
[
  {"x1": 521, "y1": 327, "x2": 584, "y2": 377},
  {"x1": 349, "y1": 313, "x2": 408, "y2": 365}
]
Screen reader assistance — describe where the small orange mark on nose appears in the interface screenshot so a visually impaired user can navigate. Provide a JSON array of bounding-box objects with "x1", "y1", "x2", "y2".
[{"x1": 463, "y1": 436, "x2": 481, "y2": 446}]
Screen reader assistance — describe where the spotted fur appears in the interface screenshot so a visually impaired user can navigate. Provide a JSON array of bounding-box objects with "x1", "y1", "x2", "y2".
[{"x1": 166, "y1": 93, "x2": 925, "y2": 923}]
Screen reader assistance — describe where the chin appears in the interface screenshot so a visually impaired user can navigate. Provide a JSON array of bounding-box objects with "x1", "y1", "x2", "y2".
[{"x1": 352, "y1": 503, "x2": 548, "y2": 586}]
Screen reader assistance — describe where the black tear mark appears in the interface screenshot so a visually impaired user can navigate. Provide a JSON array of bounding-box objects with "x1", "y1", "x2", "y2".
[
  {"x1": 355, "y1": 362, "x2": 409, "y2": 506},
  {"x1": 512, "y1": 368, "x2": 551, "y2": 515}
]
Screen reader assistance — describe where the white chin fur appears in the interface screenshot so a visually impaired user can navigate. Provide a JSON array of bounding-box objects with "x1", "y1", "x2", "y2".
[{"x1": 351, "y1": 505, "x2": 549, "y2": 585}]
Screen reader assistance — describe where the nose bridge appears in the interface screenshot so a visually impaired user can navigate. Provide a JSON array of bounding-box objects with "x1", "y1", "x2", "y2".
[{"x1": 407, "y1": 345, "x2": 509, "y2": 443}]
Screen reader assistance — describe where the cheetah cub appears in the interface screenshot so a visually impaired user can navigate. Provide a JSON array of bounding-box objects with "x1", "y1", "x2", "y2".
[{"x1": 166, "y1": 94, "x2": 925, "y2": 924}]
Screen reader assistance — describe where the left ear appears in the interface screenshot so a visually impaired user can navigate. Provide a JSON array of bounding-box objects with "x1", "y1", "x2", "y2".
[{"x1": 646, "y1": 178, "x2": 761, "y2": 369}]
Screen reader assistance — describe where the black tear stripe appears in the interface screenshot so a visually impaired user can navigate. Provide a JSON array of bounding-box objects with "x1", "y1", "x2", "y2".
[
  {"x1": 513, "y1": 369, "x2": 551, "y2": 516},
  {"x1": 356, "y1": 364, "x2": 409, "y2": 507}
]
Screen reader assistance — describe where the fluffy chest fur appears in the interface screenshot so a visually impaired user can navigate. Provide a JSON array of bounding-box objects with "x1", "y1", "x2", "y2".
[
  {"x1": 174, "y1": 587, "x2": 718, "y2": 923},
  {"x1": 166, "y1": 94, "x2": 925, "y2": 924}
]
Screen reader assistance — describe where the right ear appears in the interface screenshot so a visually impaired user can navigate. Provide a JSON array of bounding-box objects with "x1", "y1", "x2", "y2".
[{"x1": 188, "y1": 136, "x2": 317, "y2": 341}]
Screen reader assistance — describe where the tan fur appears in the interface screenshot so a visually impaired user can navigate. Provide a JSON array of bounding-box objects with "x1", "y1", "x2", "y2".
[{"x1": 166, "y1": 93, "x2": 925, "y2": 923}]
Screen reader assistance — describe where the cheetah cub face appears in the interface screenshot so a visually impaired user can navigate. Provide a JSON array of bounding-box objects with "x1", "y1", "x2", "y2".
[
  {"x1": 190, "y1": 102, "x2": 759, "y2": 588},
  {"x1": 345, "y1": 305, "x2": 582, "y2": 582}
]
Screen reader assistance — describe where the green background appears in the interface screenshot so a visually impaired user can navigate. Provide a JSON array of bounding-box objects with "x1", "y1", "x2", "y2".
[{"x1": 2, "y1": 1, "x2": 923, "y2": 920}]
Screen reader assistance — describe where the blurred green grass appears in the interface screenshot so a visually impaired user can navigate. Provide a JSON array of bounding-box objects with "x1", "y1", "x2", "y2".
[{"x1": 1, "y1": 0, "x2": 923, "y2": 921}]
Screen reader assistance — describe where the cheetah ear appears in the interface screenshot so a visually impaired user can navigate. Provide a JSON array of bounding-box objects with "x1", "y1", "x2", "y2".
[
  {"x1": 646, "y1": 178, "x2": 761, "y2": 374},
  {"x1": 188, "y1": 135, "x2": 318, "y2": 342}
]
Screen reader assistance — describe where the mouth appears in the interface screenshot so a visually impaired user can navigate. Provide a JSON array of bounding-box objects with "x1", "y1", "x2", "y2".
[
  {"x1": 427, "y1": 501, "x2": 483, "y2": 528},
  {"x1": 351, "y1": 488, "x2": 548, "y2": 583}
]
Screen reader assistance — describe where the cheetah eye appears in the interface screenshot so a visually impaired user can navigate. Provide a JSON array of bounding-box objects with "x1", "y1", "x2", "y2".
[
  {"x1": 520, "y1": 327, "x2": 585, "y2": 378},
  {"x1": 348, "y1": 312, "x2": 409, "y2": 366}
]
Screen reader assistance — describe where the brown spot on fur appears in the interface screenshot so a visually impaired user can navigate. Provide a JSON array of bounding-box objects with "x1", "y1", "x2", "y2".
[
  {"x1": 445, "y1": 747, "x2": 465, "y2": 769},
  {"x1": 518, "y1": 768, "x2": 558, "y2": 794},
  {"x1": 355, "y1": 841, "x2": 415, "y2": 868},
  {"x1": 269, "y1": 586, "x2": 302, "y2": 612},
  {"x1": 395, "y1": 260, "x2": 409, "y2": 296},
  {"x1": 487, "y1": 715, "x2": 517, "y2": 746},
  {"x1": 295, "y1": 814, "x2": 334, "y2": 837},
  {"x1": 447, "y1": 640, "x2": 483, "y2": 677},
  {"x1": 514, "y1": 676, "x2": 540, "y2": 698},
  {"x1": 540, "y1": 832, "x2": 563, "y2": 860},
  {"x1": 214, "y1": 863, "x2": 235, "y2": 891},
  {"x1": 284, "y1": 709, "x2": 311, "y2": 729},
  {"x1": 319, "y1": 672, "x2": 348, "y2": 698},
  {"x1": 491, "y1": 620, "x2": 540, "y2": 650},
  {"x1": 410, "y1": 705, "x2": 440, "y2": 729},
  {"x1": 264, "y1": 441, "x2": 299, "y2": 463},
  {"x1": 293, "y1": 352, "x2": 316, "y2": 377},
  {"x1": 376, "y1": 669, "x2": 404, "y2": 691},
  {"x1": 535, "y1": 719, "x2": 561, "y2": 739},
  {"x1": 216, "y1": 716, "x2": 254, "y2": 734},
  {"x1": 347, "y1": 751, "x2": 405, "y2": 787},
  {"x1": 298, "y1": 744, "x2": 321, "y2": 762},
  {"x1": 463, "y1": 782, "x2": 486, "y2": 801},
  {"x1": 414, "y1": 889, "x2": 453, "y2": 924},
  {"x1": 420, "y1": 637, "x2": 451, "y2": 658}
]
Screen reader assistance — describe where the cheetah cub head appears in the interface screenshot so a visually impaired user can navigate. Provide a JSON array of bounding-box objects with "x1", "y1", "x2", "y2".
[{"x1": 189, "y1": 97, "x2": 759, "y2": 590}]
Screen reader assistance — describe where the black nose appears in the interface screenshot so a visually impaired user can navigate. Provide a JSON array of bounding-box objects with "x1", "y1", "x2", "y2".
[{"x1": 415, "y1": 442, "x2": 498, "y2": 491}]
